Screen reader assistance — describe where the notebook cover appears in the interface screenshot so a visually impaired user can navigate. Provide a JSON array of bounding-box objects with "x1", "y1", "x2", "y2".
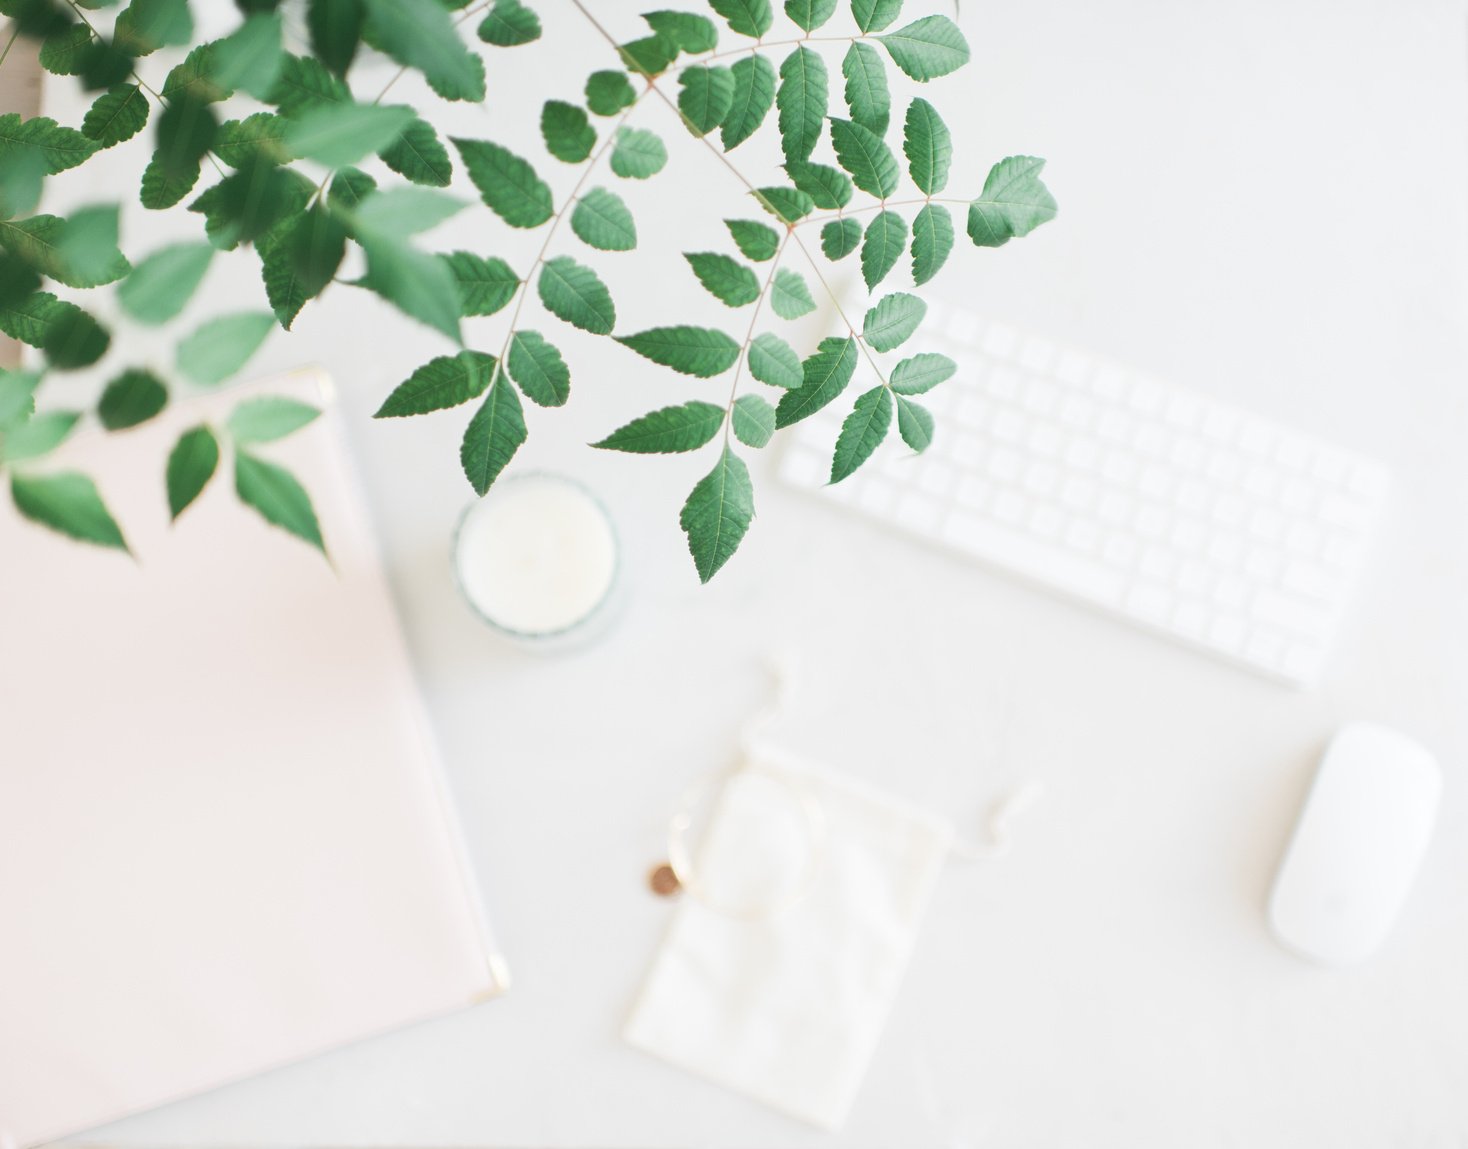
[{"x1": 0, "y1": 369, "x2": 505, "y2": 1148}]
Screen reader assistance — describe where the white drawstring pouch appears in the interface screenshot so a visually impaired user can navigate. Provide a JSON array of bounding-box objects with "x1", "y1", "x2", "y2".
[{"x1": 622, "y1": 745, "x2": 957, "y2": 1131}]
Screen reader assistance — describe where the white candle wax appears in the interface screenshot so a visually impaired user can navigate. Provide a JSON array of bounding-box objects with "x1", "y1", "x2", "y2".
[{"x1": 453, "y1": 474, "x2": 618, "y2": 639}]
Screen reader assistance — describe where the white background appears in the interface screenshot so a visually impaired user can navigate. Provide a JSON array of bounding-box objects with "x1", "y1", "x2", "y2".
[{"x1": 32, "y1": 0, "x2": 1468, "y2": 1144}]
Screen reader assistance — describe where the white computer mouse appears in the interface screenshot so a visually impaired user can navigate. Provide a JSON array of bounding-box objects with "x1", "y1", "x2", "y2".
[{"x1": 1267, "y1": 721, "x2": 1441, "y2": 966}]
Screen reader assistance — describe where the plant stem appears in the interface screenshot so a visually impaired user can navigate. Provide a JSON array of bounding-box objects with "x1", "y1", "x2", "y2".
[
  {"x1": 698, "y1": 34, "x2": 859, "y2": 63},
  {"x1": 0, "y1": 24, "x2": 21, "y2": 72},
  {"x1": 799, "y1": 196, "x2": 974, "y2": 228},
  {"x1": 788, "y1": 225, "x2": 891, "y2": 392},
  {"x1": 569, "y1": 0, "x2": 888, "y2": 392},
  {"x1": 723, "y1": 229, "x2": 791, "y2": 443},
  {"x1": 484, "y1": 90, "x2": 650, "y2": 392}
]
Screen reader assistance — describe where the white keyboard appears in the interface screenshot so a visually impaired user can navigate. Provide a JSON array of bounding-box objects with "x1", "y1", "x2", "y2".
[{"x1": 779, "y1": 303, "x2": 1391, "y2": 685}]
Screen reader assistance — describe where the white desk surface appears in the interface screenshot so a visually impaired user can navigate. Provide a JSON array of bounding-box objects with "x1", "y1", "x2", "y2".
[{"x1": 33, "y1": 0, "x2": 1468, "y2": 1145}]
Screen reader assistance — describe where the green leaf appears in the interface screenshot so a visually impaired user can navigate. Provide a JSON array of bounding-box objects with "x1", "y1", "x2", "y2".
[
  {"x1": 677, "y1": 65, "x2": 735, "y2": 137},
  {"x1": 592, "y1": 400, "x2": 724, "y2": 453},
  {"x1": 783, "y1": 160, "x2": 851, "y2": 209},
  {"x1": 821, "y1": 217, "x2": 862, "y2": 260},
  {"x1": 0, "y1": 410, "x2": 80, "y2": 463},
  {"x1": 453, "y1": 137, "x2": 554, "y2": 227},
  {"x1": 53, "y1": 206, "x2": 130, "y2": 287},
  {"x1": 211, "y1": 11, "x2": 284, "y2": 101},
  {"x1": 541, "y1": 100, "x2": 596, "y2": 163},
  {"x1": 285, "y1": 102, "x2": 414, "y2": 166},
  {"x1": 709, "y1": 0, "x2": 771, "y2": 37},
  {"x1": 354, "y1": 186, "x2": 465, "y2": 238},
  {"x1": 227, "y1": 395, "x2": 320, "y2": 443},
  {"x1": 861, "y1": 209, "x2": 906, "y2": 289},
  {"x1": 362, "y1": 0, "x2": 485, "y2": 101},
  {"x1": 460, "y1": 374, "x2": 526, "y2": 495},
  {"x1": 441, "y1": 251, "x2": 519, "y2": 316},
  {"x1": 38, "y1": 25, "x2": 94, "y2": 75},
  {"x1": 889, "y1": 351, "x2": 954, "y2": 393},
  {"x1": 753, "y1": 185, "x2": 813, "y2": 223},
  {"x1": 358, "y1": 234, "x2": 462, "y2": 341},
  {"x1": 328, "y1": 166, "x2": 376, "y2": 212},
  {"x1": 0, "y1": 370, "x2": 39, "y2": 430},
  {"x1": 176, "y1": 311, "x2": 274, "y2": 386},
  {"x1": 618, "y1": 34, "x2": 677, "y2": 78},
  {"x1": 776, "y1": 46, "x2": 826, "y2": 164},
  {"x1": 261, "y1": 206, "x2": 346, "y2": 323},
  {"x1": 40, "y1": 302, "x2": 109, "y2": 370},
  {"x1": 506, "y1": 330, "x2": 570, "y2": 407},
  {"x1": 863, "y1": 290, "x2": 925, "y2": 352},
  {"x1": 829, "y1": 117, "x2": 898, "y2": 198},
  {"x1": 140, "y1": 152, "x2": 201, "y2": 211},
  {"x1": 720, "y1": 54, "x2": 775, "y2": 151},
  {"x1": 747, "y1": 332, "x2": 802, "y2": 388},
  {"x1": 266, "y1": 53, "x2": 349, "y2": 117},
  {"x1": 785, "y1": 0, "x2": 836, "y2": 31},
  {"x1": 571, "y1": 186, "x2": 637, "y2": 251},
  {"x1": 910, "y1": 201, "x2": 953, "y2": 285},
  {"x1": 968, "y1": 155, "x2": 1058, "y2": 246},
  {"x1": 880, "y1": 16, "x2": 970, "y2": 81},
  {"x1": 0, "y1": 255, "x2": 39, "y2": 311},
  {"x1": 643, "y1": 10, "x2": 718, "y2": 52},
  {"x1": 680, "y1": 444, "x2": 754, "y2": 583},
  {"x1": 731, "y1": 393, "x2": 775, "y2": 447},
  {"x1": 0, "y1": 210, "x2": 129, "y2": 288},
  {"x1": 97, "y1": 368, "x2": 167, "y2": 431},
  {"x1": 0, "y1": 113, "x2": 99, "y2": 173},
  {"x1": 308, "y1": 0, "x2": 365, "y2": 76},
  {"x1": 113, "y1": 0, "x2": 192, "y2": 55},
  {"x1": 903, "y1": 97, "x2": 951, "y2": 195},
  {"x1": 235, "y1": 450, "x2": 326, "y2": 554},
  {"x1": 841, "y1": 41, "x2": 890, "y2": 136},
  {"x1": 189, "y1": 161, "x2": 313, "y2": 249},
  {"x1": 538, "y1": 256, "x2": 615, "y2": 335},
  {"x1": 0, "y1": 293, "x2": 108, "y2": 368},
  {"x1": 478, "y1": 0, "x2": 542, "y2": 47},
  {"x1": 851, "y1": 0, "x2": 901, "y2": 33},
  {"x1": 80, "y1": 84, "x2": 150, "y2": 149},
  {"x1": 166, "y1": 424, "x2": 219, "y2": 520},
  {"x1": 586, "y1": 70, "x2": 636, "y2": 116},
  {"x1": 148, "y1": 95, "x2": 218, "y2": 201},
  {"x1": 376, "y1": 351, "x2": 495, "y2": 417},
  {"x1": 775, "y1": 336, "x2": 857, "y2": 427},
  {"x1": 214, "y1": 112, "x2": 290, "y2": 166},
  {"x1": 0, "y1": 0, "x2": 68, "y2": 41},
  {"x1": 380, "y1": 116, "x2": 453, "y2": 186},
  {"x1": 770, "y1": 267, "x2": 816, "y2": 319},
  {"x1": 831, "y1": 385, "x2": 891, "y2": 482},
  {"x1": 161, "y1": 43, "x2": 231, "y2": 103},
  {"x1": 725, "y1": 219, "x2": 779, "y2": 262},
  {"x1": 609, "y1": 127, "x2": 667, "y2": 179},
  {"x1": 10, "y1": 471, "x2": 128, "y2": 552},
  {"x1": 895, "y1": 394, "x2": 933, "y2": 452},
  {"x1": 686, "y1": 251, "x2": 759, "y2": 307},
  {"x1": 0, "y1": 150, "x2": 44, "y2": 221},
  {"x1": 615, "y1": 326, "x2": 740, "y2": 377}
]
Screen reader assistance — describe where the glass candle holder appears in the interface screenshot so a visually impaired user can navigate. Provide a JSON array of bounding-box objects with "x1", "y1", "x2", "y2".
[{"x1": 452, "y1": 472, "x2": 620, "y2": 649}]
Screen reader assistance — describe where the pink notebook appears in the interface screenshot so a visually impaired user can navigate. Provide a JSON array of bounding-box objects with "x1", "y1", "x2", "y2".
[{"x1": 0, "y1": 370, "x2": 505, "y2": 1147}]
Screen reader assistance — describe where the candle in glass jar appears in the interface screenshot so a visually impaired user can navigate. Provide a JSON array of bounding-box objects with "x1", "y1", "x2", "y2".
[{"x1": 452, "y1": 473, "x2": 618, "y2": 642}]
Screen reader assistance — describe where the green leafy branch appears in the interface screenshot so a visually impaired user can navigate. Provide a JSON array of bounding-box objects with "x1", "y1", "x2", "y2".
[{"x1": 0, "y1": 0, "x2": 1054, "y2": 586}]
